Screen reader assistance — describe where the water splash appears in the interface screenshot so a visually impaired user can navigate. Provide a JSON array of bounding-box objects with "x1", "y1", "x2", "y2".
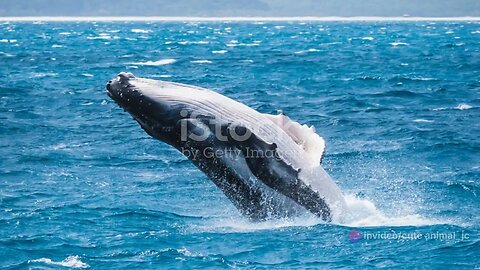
[{"x1": 29, "y1": 256, "x2": 89, "y2": 269}]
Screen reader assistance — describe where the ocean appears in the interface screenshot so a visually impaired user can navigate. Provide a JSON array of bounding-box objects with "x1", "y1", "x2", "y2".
[{"x1": 0, "y1": 19, "x2": 479, "y2": 269}]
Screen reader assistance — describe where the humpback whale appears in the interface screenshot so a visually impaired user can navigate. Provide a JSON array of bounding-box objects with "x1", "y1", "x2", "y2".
[{"x1": 106, "y1": 72, "x2": 346, "y2": 221}]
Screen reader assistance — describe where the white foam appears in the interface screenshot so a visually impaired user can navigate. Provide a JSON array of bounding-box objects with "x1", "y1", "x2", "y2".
[
  {"x1": 362, "y1": 36, "x2": 375, "y2": 40},
  {"x1": 30, "y1": 72, "x2": 58, "y2": 78},
  {"x1": 413, "y1": 119, "x2": 434, "y2": 123},
  {"x1": 212, "y1": 50, "x2": 227, "y2": 54},
  {"x1": 0, "y1": 39, "x2": 16, "y2": 43},
  {"x1": 338, "y1": 194, "x2": 445, "y2": 227},
  {"x1": 131, "y1": 58, "x2": 176, "y2": 66},
  {"x1": 131, "y1": 28, "x2": 151, "y2": 33},
  {"x1": 411, "y1": 77, "x2": 437, "y2": 81},
  {"x1": 190, "y1": 193, "x2": 448, "y2": 233},
  {"x1": 191, "y1": 215, "x2": 322, "y2": 233},
  {"x1": 150, "y1": 74, "x2": 173, "y2": 78},
  {"x1": 320, "y1": 42, "x2": 342, "y2": 46},
  {"x1": 390, "y1": 42, "x2": 409, "y2": 46},
  {"x1": 29, "y1": 256, "x2": 89, "y2": 268},
  {"x1": 51, "y1": 44, "x2": 63, "y2": 48},
  {"x1": 82, "y1": 73, "x2": 94, "y2": 77},
  {"x1": 295, "y1": 48, "x2": 320, "y2": 54},
  {"x1": 191, "y1": 60, "x2": 212, "y2": 64},
  {"x1": 179, "y1": 40, "x2": 209, "y2": 45},
  {"x1": 86, "y1": 35, "x2": 111, "y2": 40},
  {"x1": 456, "y1": 103, "x2": 473, "y2": 110},
  {"x1": 141, "y1": 247, "x2": 203, "y2": 258},
  {"x1": 0, "y1": 51, "x2": 15, "y2": 57}
]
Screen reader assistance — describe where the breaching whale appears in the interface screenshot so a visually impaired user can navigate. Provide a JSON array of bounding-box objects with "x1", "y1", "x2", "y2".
[{"x1": 106, "y1": 72, "x2": 346, "y2": 221}]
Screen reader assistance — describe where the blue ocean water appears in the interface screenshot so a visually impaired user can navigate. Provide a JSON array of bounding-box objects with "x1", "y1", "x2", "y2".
[{"x1": 1, "y1": 20, "x2": 479, "y2": 269}]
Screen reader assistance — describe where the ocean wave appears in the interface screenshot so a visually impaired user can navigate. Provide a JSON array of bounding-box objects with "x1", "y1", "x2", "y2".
[
  {"x1": 30, "y1": 72, "x2": 58, "y2": 78},
  {"x1": 212, "y1": 50, "x2": 228, "y2": 54},
  {"x1": 0, "y1": 39, "x2": 17, "y2": 43},
  {"x1": 0, "y1": 51, "x2": 15, "y2": 57},
  {"x1": 156, "y1": 247, "x2": 205, "y2": 258},
  {"x1": 294, "y1": 48, "x2": 320, "y2": 54},
  {"x1": 339, "y1": 194, "x2": 447, "y2": 227},
  {"x1": 445, "y1": 182, "x2": 480, "y2": 197},
  {"x1": 191, "y1": 60, "x2": 212, "y2": 64},
  {"x1": 131, "y1": 28, "x2": 151, "y2": 33},
  {"x1": 355, "y1": 75, "x2": 382, "y2": 81},
  {"x1": 29, "y1": 256, "x2": 89, "y2": 268},
  {"x1": 188, "y1": 193, "x2": 449, "y2": 233},
  {"x1": 190, "y1": 215, "x2": 322, "y2": 233},
  {"x1": 319, "y1": 42, "x2": 343, "y2": 46},
  {"x1": 104, "y1": 209, "x2": 201, "y2": 220},
  {"x1": 86, "y1": 34, "x2": 111, "y2": 40},
  {"x1": 389, "y1": 76, "x2": 439, "y2": 82},
  {"x1": 371, "y1": 90, "x2": 419, "y2": 98},
  {"x1": 231, "y1": 42, "x2": 261, "y2": 47},
  {"x1": 390, "y1": 42, "x2": 409, "y2": 46},
  {"x1": 413, "y1": 119, "x2": 434, "y2": 123},
  {"x1": 178, "y1": 40, "x2": 209, "y2": 45},
  {"x1": 131, "y1": 58, "x2": 176, "y2": 66},
  {"x1": 432, "y1": 103, "x2": 474, "y2": 111},
  {"x1": 456, "y1": 103, "x2": 473, "y2": 110},
  {"x1": 150, "y1": 74, "x2": 173, "y2": 78}
]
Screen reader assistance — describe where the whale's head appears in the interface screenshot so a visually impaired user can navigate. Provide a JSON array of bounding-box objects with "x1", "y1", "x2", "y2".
[
  {"x1": 106, "y1": 72, "x2": 180, "y2": 141},
  {"x1": 106, "y1": 72, "x2": 138, "y2": 108}
]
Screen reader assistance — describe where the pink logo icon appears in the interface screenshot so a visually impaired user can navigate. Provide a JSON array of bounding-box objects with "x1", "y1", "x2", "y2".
[{"x1": 349, "y1": 229, "x2": 362, "y2": 243}]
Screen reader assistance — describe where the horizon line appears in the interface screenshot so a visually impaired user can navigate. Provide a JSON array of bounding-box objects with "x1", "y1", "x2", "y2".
[{"x1": 1, "y1": 16, "x2": 480, "y2": 22}]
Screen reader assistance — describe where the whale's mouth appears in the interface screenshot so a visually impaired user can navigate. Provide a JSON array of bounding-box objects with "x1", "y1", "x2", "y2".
[{"x1": 105, "y1": 72, "x2": 136, "y2": 101}]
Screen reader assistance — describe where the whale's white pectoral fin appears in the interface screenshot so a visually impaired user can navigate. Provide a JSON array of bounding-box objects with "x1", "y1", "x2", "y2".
[{"x1": 263, "y1": 113, "x2": 325, "y2": 165}]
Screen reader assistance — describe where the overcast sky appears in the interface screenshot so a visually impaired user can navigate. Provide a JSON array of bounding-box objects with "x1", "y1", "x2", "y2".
[{"x1": 1, "y1": 0, "x2": 480, "y2": 17}]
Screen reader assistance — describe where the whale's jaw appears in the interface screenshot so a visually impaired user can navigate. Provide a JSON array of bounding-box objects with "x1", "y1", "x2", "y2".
[{"x1": 105, "y1": 72, "x2": 180, "y2": 144}]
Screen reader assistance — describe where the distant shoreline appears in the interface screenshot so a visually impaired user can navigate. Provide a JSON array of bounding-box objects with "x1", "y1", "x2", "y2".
[{"x1": 1, "y1": 16, "x2": 480, "y2": 22}]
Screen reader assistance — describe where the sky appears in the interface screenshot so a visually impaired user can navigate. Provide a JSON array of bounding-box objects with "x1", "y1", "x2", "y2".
[{"x1": 1, "y1": 0, "x2": 480, "y2": 17}]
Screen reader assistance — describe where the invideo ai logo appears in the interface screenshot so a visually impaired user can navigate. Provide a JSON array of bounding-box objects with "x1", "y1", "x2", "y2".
[{"x1": 349, "y1": 229, "x2": 362, "y2": 243}]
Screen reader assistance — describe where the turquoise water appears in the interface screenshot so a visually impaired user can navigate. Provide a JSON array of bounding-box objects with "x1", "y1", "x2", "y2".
[{"x1": 1, "y1": 20, "x2": 479, "y2": 269}]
